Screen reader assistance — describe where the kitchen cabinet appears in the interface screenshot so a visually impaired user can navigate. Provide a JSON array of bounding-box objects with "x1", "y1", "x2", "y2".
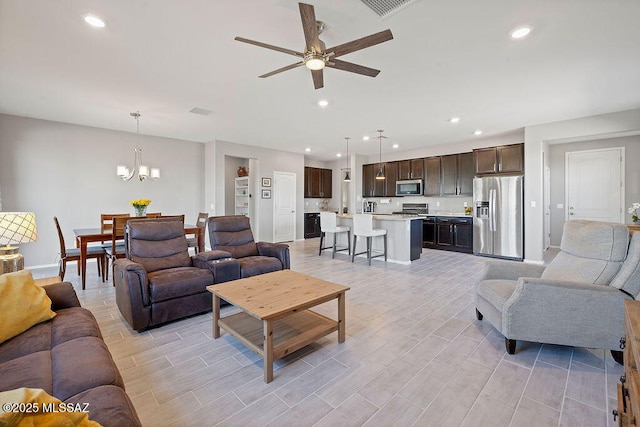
[
  {"x1": 304, "y1": 213, "x2": 321, "y2": 238},
  {"x1": 321, "y1": 168, "x2": 332, "y2": 198},
  {"x1": 424, "y1": 157, "x2": 441, "y2": 196},
  {"x1": 362, "y1": 163, "x2": 386, "y2": 197},
  {"x1": 441, "y1": 153, "x2": 474, "y2": 196},
  {"x1": 398, "y1": 158, "x2": 424, "y2": 180},
  {"x1": 474, "y1": 143, "x2": 524, "y2": 175},
  {"x1": 304, "y1": 167, "x2": 332, "y2": 198},
  {"x1": 423, "y1": 216, "x2": 473, "y2": 253},
  {"x1": 384, "y1": 161, "x2": 399, "y2": 197},
  {"x1": 423, "y1": 217, "x2": 436, "y2": 245}
]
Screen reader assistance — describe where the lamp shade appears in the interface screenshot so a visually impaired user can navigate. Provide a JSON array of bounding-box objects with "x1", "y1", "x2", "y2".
[{"x1": 0, "y1": 212, "x2": 38, "y2": 246}]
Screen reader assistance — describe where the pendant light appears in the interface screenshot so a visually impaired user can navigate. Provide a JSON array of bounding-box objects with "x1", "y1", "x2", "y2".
[
  {"x1": 375, "y1": 129, "x2": 385, "y2": 180},
  {"x1": 343, "y1": 137, "x2": 351, "y2": 182}
]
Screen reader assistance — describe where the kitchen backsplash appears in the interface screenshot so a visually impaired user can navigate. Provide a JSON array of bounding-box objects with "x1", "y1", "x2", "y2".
[{"x1": 361, "y1": 195, "x2": 473, "y2": 215}]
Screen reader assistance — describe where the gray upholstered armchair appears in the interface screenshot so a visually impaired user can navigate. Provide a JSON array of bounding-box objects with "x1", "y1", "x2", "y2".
[
  {"x1": 114, "y1": 217, "x2": 238, "y2": 330},
  {"x1": 475, "y1": 220, "x2": 640, "y2": 363},
  {"x1": 208, "y1": 215, "x2": 290, "y2": 278}
]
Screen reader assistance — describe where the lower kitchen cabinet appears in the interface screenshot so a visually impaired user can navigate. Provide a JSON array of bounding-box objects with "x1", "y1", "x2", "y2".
[
  {"x1": 423, "y1": 216, "x2": 473, "y2": 253},
  {"x1": 304, "y1": 213, "x2": 321, "y2": 238}
]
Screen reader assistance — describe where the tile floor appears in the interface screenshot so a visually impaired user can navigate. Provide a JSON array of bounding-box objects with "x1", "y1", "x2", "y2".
[{"x1": 30, "y1": 241, "x2": 621, "y2": 427}]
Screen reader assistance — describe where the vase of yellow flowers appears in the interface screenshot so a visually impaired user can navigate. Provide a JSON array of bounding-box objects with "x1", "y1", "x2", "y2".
[
  {"x1": 130, "y1": 199, "x2": 151, "y2": 217},
  {"x1": 630, "y1": 202, "x2": 640, "y2": 224}
]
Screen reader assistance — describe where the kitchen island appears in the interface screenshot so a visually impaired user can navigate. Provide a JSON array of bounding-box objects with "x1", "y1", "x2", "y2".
[{"x1": 336, "y1": 214, "x2": 423, "y2": 265}]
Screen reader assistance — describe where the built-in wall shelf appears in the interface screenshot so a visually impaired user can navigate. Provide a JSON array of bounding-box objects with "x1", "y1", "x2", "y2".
[{"x1": 235, "y1": 177, "x2": 250, "y2": 217}]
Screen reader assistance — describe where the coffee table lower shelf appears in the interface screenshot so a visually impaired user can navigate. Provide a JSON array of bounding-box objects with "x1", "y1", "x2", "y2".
[{"x1": 219, "y1": 310, "x2": 338, "y2": 361}]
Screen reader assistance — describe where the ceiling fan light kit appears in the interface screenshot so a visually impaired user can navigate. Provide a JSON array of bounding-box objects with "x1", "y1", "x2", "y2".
[{"x1": 234, "y1": 2, "x2": 393, "y2": 89}]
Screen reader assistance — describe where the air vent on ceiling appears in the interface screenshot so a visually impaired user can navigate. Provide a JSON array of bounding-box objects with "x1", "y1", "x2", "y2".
[
  {"x1": 360, "y1": 0, "x2": 419, "y2": 18},
  {"x1": 189, "y1": 107, "x2": 213, "y2": 115}
]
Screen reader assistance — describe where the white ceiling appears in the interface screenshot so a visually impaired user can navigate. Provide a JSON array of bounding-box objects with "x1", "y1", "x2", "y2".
[{"x1": 1, "y1": 0, "x2": 639, "y2": 160}]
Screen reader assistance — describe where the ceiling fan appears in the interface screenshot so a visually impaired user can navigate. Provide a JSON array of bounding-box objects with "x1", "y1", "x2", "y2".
[{"x1": 234, "y1": 2, "x2": 393, "y2": 90}]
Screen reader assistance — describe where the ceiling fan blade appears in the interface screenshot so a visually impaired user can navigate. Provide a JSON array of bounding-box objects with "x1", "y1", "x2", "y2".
[
  {"x1": 235, "y1": 37, "x2": 303, "y2": 58},
  {"x1": 326, "y1": 59, "x2": 380, "y2": 77},
  {"x1": 259, "y1": 62, "x2": 305, "y2": 78},
  {"x1": 311, "y1": 69, "x2": 324, "y2": 90},
  {"x1": 326, "y1": 29, "x2": 393, "y2": 58},
  {"x1": 299, "y1": 3, "x2": 322, "y2": 52}
]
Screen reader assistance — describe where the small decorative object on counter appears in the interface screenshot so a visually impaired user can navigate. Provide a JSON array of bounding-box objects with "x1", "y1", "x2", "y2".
[
  {"x1": 237, "y1": 166, "x2": 248, "y2": 177},
  {"x1": 464, "y1": 206, "x2": 473, "y2": 215},
  {"x1": 320, "y1": 199, "x2": 329, "y2": 211},
  {"x1": 629, "y1": 202, "x2": 640, "y2": 224},
  {"x1": 130, "y1": 199, "x2": 151, "y2": 217}
]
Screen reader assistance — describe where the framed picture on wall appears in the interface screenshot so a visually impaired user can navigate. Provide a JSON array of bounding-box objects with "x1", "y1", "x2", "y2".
[
  {"x1": 262, "y1": 189, "x2": 271, "y2": 199},
  {"x1": 262, "y1": 177, "x2": 271, "y2": 187}
]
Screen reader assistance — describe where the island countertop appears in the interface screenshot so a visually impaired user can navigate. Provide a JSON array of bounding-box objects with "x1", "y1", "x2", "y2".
[{"x1": 335, "y1": 214, "x2": 422, "y2": 264}]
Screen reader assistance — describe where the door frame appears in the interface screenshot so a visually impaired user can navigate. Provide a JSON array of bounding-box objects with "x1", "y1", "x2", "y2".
[{"x1": 564, "y1": 147, "x2": 624, "y2": 222}]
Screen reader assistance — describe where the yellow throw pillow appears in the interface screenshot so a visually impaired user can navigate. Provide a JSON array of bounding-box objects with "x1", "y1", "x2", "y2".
[
  {"x1": 0, "y1": 387, "x2": 102, "y2": 426},
  {"x1": 0, "y1": 270, "x2": 56, "y2": 344}
]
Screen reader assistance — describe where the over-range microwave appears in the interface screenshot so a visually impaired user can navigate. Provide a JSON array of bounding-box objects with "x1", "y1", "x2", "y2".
[{"x1": 396, "y1": 179, "x2": 423, "y2": 196}]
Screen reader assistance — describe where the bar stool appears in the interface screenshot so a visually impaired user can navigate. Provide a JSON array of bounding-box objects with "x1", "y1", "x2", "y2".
[
  {"x1": 352, "y1": 214, "x2": 387, "y2": 265},
  {"x1": 319, "y1": 212, "x2": 351, "y2": 258}
]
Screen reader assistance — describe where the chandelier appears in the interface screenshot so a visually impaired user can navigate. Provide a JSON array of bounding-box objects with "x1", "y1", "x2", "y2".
[{"x1": 116, "y1": 111, "x2": 160, "y2": 181}]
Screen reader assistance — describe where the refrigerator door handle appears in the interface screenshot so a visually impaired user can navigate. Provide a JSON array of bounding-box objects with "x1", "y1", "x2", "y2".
[{"x1": 490, "y1": 188, "x2": 497, "y2": 232}]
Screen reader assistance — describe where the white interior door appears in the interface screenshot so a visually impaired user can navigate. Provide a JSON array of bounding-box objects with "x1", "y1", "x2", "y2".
[
  {"x1": 566, "y1": 147, "x2": 624, "y2": 222},
  {"x1": 273, "y1": 171, "x2": 296, "y2": 242}
]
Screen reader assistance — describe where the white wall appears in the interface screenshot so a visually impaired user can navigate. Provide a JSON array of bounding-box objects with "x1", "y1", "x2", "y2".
[
  {"x1": 206, "y1": 139, "x2": 305, "y2": 242},
  {"x1": 524, "y1": 108, "x2": 640, "y2": 262},
  {"x1": 0, "y1": 114, "x2": 205, "y2": 267},
  {"x1": 548, "y1": 135, "x2": 640, "y2": 245}
]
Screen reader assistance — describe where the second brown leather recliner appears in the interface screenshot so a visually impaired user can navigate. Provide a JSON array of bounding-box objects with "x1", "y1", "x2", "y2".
[{"x1": 207, "y1": 215, "x2": 290, "y2": 278}]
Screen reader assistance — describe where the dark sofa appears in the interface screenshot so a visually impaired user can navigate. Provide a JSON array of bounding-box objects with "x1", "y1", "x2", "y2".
[{"x1": 0, "y1": 282, "x2": 141, "y2": 427}]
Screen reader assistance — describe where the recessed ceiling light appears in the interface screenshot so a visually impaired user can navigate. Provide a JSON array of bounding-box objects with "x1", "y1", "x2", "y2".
[
  {"x1": 336, "y1": 153, "x2": 342, "y2": 157},
  {"x1": 305, "y1": 148, "x2": 311, "y2": 152},
  {"x1": 510, "y1": 25, "x2": 533, "y2": 39},
  {"x1": 362, "y1": 136, "x2": 370, "y2": 141},
  {"x1": 449, "y1": 117, "x2": 460, "y2": 123},
  {"x1": 392, "y1": 144, "x2": 399, "y2": 148},
  {"x1": 474, "y1": 130, "x2": 483, "y2": 136},
  {"x1": 318, "y1": 100, "x2": 329, "y2": 107},
  {"x1": 84, "y1": 15, "x2": 106, "y2": 28}
]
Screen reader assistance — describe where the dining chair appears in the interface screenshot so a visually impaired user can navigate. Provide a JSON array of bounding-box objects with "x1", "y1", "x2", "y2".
[
  {"x1": 352, "y1": 214, "x2": 387, "y2": 265},
  {"x1": 319, "y1": 212, "x2": 350, "y2": 258},
  {"x1": 104, "y1": 216, "x2": 130, "y2": 281},
  {"x1": 159, "y1": 214, "x2": 185, "y2": 222},
  {"x1": 54, "y1": 216, "x2": 106, "y2": 286},
  {"x1": 144, "y1": 212, "x2": 162, "y2": 218},
  {"x1": 100, "y1": 213, "x2": 130, "y2": 246},
  {"x1": 187, "y1": 212, "x2": 209, "y2": 254}
]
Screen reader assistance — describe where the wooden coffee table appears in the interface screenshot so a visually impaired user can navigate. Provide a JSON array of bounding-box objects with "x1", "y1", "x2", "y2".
[{"x1": 206, "y1": 270, "x2": 349, "y2": 383}]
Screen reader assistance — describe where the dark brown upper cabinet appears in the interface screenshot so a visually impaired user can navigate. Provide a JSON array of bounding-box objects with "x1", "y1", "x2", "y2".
[
  {"x1": 474, "y1": 143, "x2": 524, "y2": 175},
  {"x1": 384, "y1": 161, "x2": 399, "y2": 197},
  {"x1": 304, "y1": 166, "x2": 332, "y2": 198},
  {"x1": 362, "y1": 163, "x2": 388, "y2": 197},
  {"x1": 441, "y1": 153, "x2": 473, "y2": 196},
  {"x1": 398, "y1": 158, "x2": 424, "y2": 180},
  {"x1": 424, "y1": 156, "x2": 441, "y2": 196}
]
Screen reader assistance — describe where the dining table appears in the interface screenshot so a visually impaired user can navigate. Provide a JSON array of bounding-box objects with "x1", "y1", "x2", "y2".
[{"x1": 73, "y1": 224, "x2": 204, "y2": 290}]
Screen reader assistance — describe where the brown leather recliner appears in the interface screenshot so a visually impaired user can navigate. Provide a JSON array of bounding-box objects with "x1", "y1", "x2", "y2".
[
  {"x1": 208, "y1": 215, "x2": 290, "y2": 278},
  {"x1": 114, "y1": 218, "x2": 239, "y2": 331}
]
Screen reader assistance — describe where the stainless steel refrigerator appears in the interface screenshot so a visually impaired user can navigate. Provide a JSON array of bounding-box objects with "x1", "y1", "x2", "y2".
[{"x1": 473, "y1": 175, "x2": 524, "y2": 260}]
